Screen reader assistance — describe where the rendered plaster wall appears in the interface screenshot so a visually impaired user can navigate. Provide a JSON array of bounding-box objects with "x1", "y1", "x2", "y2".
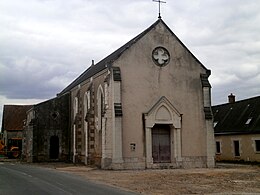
[
  {"x1": 113, "y1": 21, "x2": 210, "y2": 167},
  {"x1": 215, "y1": 134, "x2": 260, "y2": 162}
]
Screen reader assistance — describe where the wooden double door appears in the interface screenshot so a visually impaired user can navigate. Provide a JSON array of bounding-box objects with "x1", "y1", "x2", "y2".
[{"x1": 152, "y1": 124, "x2": 171, "y2": 163}]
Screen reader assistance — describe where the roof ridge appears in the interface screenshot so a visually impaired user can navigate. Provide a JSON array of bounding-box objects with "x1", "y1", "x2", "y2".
[
  {"x1": 59, "y1": 18, "x2": 210, "y2": 95},
  {"x1": 59, "y1": 19, "x2": 162, "y2": 95},
  {"x1": 213, "y1": 95, "x2": 260, "y2": 107},
  {"x1": 213, "y1": 95, "x2": 260, "y2": 134}
]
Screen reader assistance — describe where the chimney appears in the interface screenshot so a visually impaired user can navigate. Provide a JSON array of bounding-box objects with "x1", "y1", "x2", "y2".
[
  {"x1": 228, "y1": 93, "x2": 235, "y2": 103},
  {"x1": 91, "y1": 60, "x2": 95, "y2": 66}
]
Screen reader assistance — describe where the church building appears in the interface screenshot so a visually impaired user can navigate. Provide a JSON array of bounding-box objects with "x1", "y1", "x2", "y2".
[{"x1": 56, "y1": 18, "x2": 215, "y2": 169}]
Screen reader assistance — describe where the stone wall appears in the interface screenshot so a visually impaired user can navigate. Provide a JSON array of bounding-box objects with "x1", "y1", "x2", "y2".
[{"x1": 23, "y1": 93, "x2": 71, "y2": 162}]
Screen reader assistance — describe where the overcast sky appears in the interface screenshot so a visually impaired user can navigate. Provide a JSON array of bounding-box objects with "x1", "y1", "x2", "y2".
[{"x1": 1, "y1": 0, "x2": 260, "y2": 128}]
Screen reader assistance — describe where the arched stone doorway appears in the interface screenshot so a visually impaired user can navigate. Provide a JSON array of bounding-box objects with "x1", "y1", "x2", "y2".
[
  {"x1": 144, "y1": 96, "x2": 182, "y2": 168},
  {"x1": 50, "y1": 136, "x2": 59, "y2": 159}
]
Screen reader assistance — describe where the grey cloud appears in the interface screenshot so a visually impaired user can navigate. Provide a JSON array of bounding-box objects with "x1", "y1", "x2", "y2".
[
  {"x1": 0, "y1": 0, "x2": 259, "y2": 107},
  {"x1": 0, "y1": 56, "x2": 64, "y2": 99}
]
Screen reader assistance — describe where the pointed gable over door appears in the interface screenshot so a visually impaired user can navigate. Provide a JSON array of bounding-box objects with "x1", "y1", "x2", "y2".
[{"x1": 144, "y1": 96, "x2": 181, "y2": 128}]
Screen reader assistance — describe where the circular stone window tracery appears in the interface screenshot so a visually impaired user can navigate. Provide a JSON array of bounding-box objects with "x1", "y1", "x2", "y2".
[{"x1": 152, "y1": 46, "x2": 170, "y2": 67}]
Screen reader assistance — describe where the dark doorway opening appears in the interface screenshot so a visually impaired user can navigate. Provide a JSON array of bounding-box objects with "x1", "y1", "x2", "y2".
[
  {"x1": 234, "y1": 140, "x2": 240, "y2": 157},
  {"x1": 152, "y1": 124, "x2": 171, "y2": 163},
  {"x1": 50, "y1": 136, "x2": 59, "y2": 159}
]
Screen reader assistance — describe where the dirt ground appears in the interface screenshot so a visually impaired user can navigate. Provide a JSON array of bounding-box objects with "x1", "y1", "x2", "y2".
[{"x1": 39, "y1": 163, "x2": 260, "y2": 195}]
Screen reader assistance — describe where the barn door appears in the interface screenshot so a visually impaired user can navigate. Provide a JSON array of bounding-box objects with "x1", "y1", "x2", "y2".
[
  {"x1": 152, "y1": 124, "x2": 171, "y2": 163},
  {"x1": 50, "y1": 136, "x2": 59, "y2": 159}
]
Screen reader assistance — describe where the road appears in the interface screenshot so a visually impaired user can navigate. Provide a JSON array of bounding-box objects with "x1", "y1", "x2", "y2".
[{"x1": 0, "y1": 162, "x2": 137, "y2": 195}]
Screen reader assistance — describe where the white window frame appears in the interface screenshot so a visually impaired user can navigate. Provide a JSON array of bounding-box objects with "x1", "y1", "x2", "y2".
[
  {"x1": 252, "y1": 137, "x2": 260, "y2": 154},
  {"x1": 232, "y1": 139, "x2": 241, "y2": 157}
]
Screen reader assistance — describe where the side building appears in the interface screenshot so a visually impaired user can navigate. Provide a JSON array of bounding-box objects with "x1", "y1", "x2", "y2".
[
  {"x1": 213, "y1": 94, "x2": 260, "y2": 162},
  {"x1": 1, "y1": 105, "x2": 32, "y2": 156},
  {"x1": 23, "y1": 94, "x2": 71, "y2": 162}
]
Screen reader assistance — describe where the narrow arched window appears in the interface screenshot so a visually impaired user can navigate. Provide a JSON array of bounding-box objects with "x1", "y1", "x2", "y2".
[
  {"x1": 84, "y1": 91, "x2": 90, "y2": 121},
  {"x1": 84, "y1": 92, "x2": 88, "y2": 116},
  {"x1": 97, "y1": 85, "x2": 104, "y2": 131},
  {"x1": 74, "y1": 97, "x2": 78, "y2": 118}
]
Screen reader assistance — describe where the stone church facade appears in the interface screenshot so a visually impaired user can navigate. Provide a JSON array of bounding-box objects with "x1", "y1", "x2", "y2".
[{"x1": 56, "y1": 19, "x2": 215, "y2": 169}]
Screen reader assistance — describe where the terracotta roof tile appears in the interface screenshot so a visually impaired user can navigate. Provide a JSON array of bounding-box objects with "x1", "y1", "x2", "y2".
[{"x1": 1, "y1": 105, "x2": 32, "y2": 131}]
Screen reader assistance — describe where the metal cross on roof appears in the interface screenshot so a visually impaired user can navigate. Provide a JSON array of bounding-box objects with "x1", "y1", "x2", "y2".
[{"x1": 153, "y1": 0, "x2": 166, "y2": 19}]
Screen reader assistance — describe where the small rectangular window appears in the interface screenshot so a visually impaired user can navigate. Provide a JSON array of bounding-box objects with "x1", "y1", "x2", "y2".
[
  {"x1": 234, "y1": 140, "x2": 240, "y2": 157},
  {"x1": 216, "y1": 141, "x2": 221, "y2": 154},
  {"x1": 255, "y1": 140, "x2": 260, "y2": 152}
]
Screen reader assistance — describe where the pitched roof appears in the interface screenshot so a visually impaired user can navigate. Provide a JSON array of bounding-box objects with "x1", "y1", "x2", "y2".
[
  {"x1": 1, "y1": 105, "x2": 33, "y2": 131},
  {"x1": 59, "y1": 19, "x2": 160, "y2": 95},
  {"x1": 59, "y1": 19, "x2": 209, "y2": 95},
  {"x1": 212, "y1": 96, "x2": 260, "y2": 135}
]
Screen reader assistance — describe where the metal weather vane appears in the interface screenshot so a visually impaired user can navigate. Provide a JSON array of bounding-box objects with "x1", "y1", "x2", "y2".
[{"x1": 153, "y1": 0, "x2": 166, "y2": 19}]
